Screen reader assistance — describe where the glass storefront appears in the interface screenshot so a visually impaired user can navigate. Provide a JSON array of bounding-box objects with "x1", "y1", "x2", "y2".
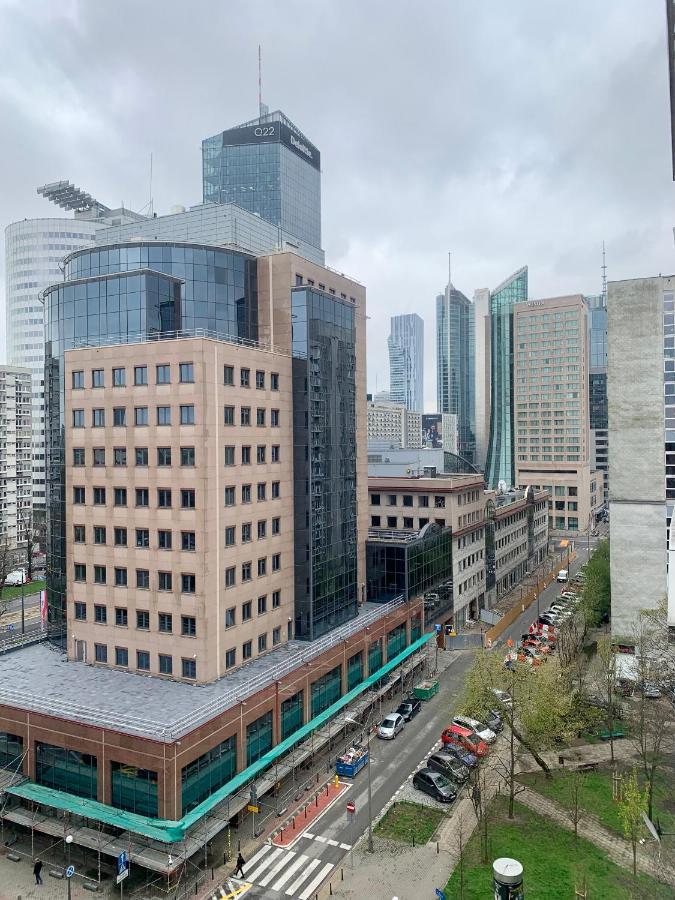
[
  {"x1": 111, "y1": 762, "x2": 158, "y2": 817},
  {"x1": 247, "y1": 711, "x2": 273, "y2": 766},
  {"x1": 281, "y1": 691, "x2": 304, "y2": 741},
  {"x1": 181, "y1": 736, "x2": 237, "y2": 814},
  {"x1": 347, "y1": 652, "x2": 364, "y2": 691},
  {"x1": 0, "y1": 732, "x2": 23, "y2": 770},
  {"x1": 368, "y1": 639, "x2": 383, "y2": 675},
  {"x1": 35, "y1": 741, "x2": 97, "y2": 800},
  {"x1": 387, "y1": 623, "x2": 407, "y2": 660},
  {"x1": 311, "y1": 665, "x2": 342, "y2": 718},
  {"x1": 366, "y1": 524, "x2": 453, "y2": 605}
]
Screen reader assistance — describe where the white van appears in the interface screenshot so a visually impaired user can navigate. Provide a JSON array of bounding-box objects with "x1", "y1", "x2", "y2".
[
  {"x1": 556, "y1": 569, "x2": 568, "y2": 583},
  {"x1": 4, "y1": 569, "x2": 27, "y2": 586}
]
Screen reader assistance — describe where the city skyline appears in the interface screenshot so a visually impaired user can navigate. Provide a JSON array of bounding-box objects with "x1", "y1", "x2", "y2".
[{"x1": 0, "y1": 2, "x2": 674, "y2": 414}]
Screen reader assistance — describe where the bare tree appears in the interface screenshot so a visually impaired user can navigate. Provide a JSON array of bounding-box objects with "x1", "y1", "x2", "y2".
[
  {"x1": 593, "y1": 635, "x2": 619, "y2": 764},
  {"x1": 0, "y1": 538, "x2": 19, "y2": 622},
  {"x1": 618, "y1": 767, "x2": 646, "y2": 877},
  {"x1": 15, "y1": 505, "x2": 41, "y2": 583},
  {"x1": 469, "y1": 761, "x2": 491, "y2": 863},
  {"x1": 566, "y1": 770, "x2": 586, "y2": 842}
]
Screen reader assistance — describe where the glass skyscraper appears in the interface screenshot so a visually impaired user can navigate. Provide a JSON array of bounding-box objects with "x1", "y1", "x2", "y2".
[
  {"x1": 202, "y1": 110, "x2": 322, "y2": 250},
  {"x1": 436, "y1": 285, "x2": 475, "y2": 462},
  {"x1": 388, "y1": 313, "x2": 424, "y2": 411},
  {"x1": 291, "y1": 288, "x2": 358, "y2": 639},
  {"x1": 484, "y1": 266, "x2": 528, "y2": 489},
  {"x1": 586, "y1": 293, "x2": 608, "y2": 501}
]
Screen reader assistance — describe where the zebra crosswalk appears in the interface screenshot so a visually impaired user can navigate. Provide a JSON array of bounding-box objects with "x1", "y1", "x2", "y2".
[
  {"x1": 243, "y1": 843, "x2": 335, "y2": 899},
  {"x1": 210, "y1": 877, "x2": 252, "y2": 899}
]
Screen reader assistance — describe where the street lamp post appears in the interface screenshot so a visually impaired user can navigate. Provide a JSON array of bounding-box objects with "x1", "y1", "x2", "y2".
[
  {"x1": 20, "y1": 578, "x2": 25, "y2": 634},
  {"x1": 345, "y1": 716, "x2": 373, "y2": 852},
  {"x1": 65, "y1": 834, "x2": 73, "y2": 900}
]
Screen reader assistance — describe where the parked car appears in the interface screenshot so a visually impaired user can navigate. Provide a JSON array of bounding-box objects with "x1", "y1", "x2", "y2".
[
  {"x1": 427, "y1": 751, "x2": 469, "y2": 784},
  {"x1": 640, "y1": 682, "x2": 662, "y2": 699},
  {"x1": 485, "y1": 709, "x2": 503, "y2": 732},
  {"x1": 378, "y1": 713, "x2": 405, "y2": 739},
  {"x1": 556, "y1": 569, "x2": 569, "y2": 583},
  {"x1": 396, "y1": 697, "x2": 422, "y2": 722},
  {"x1": 441, "y1": 724, "x2": 489, "y2": 758},
  {"x1": 413, "y1": 768, "x2": 457, "y2": 804},
  {"x1": 451, "y1": 715, "x2": 497, "y2": 744},
  {"x1": 492, "y1": 688, "x2": 513, "y2": 707},
  {"x1": 442, "y1": 743, "x2": 479, "y2": 769}
]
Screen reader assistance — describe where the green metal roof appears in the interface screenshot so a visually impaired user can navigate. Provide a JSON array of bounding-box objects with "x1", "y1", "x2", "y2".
[{"x1": 5, "y1": 631, "x2": 433, "y2": 844}]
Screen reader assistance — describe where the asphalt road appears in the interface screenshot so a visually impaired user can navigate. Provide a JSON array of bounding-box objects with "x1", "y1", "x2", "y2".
[{"x1": 238, "y1": 650, "x2": 474, "y2": 899}]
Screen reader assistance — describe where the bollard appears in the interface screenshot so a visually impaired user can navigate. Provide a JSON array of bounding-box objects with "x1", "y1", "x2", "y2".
[
  {"x1": 292, "y1": 817, "x2": 296, "y2": 829},
  {"x1": 280, "y1": 828, "x2": 283, "y2": 842},
  {"x1": 341, "y1": 868, "x2": 344, "y2": 880},
  {"x1": 316, "y1": 773, "x2": 320, "y2": 785},
  {"x1": 325, "y1": 784, "x2": 329, "y2": 797},
  {"x1": 437, "y1": 842, "x2": 439, "y2": 854},
  {"x1": 412, "y1": 835, "x2": 415, "y2": 847},
  {"x1": 211, "y1": 867, "x2": 214, "y2": 879},
  {"x1": 330, "y1": 883, "x2": 333, "y2": 895},
  {"x1": 316, "y1": 794, "x2": 319, "y2": 807},
  {"x1": 305, "y1": 806, "x2": 308, "y2": 819}
]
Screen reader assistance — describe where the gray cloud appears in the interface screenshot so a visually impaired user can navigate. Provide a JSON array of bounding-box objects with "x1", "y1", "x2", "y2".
[{"x1": 1, "y1": 0, "x2": 673, "y2": 408}]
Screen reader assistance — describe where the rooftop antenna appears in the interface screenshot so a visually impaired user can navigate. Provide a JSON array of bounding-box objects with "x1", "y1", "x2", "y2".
[
  {"x1": 447, "y1": 251, "x2": 452, "y2": 299},
  {"x1": 149, "y1": 152, "x2": 153, "y2": 218},
  {"x1": 257, "y1": 45, "x2": 269, "y2": 119},
  {"x1": 601, "y1": 240, "x2": 607, "y2": 303}
]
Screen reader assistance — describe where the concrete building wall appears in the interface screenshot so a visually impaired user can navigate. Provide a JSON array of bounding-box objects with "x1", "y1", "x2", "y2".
[
  {"x1": 0, "y1": 366, "x2": 32, "y2": 548},
  {"x1": 608, "y1": 276, "x2": 668, "y2": 636}
]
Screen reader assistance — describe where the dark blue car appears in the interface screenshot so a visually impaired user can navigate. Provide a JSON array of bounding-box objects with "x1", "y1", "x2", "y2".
[{"x1": 442, "y1": 743, "x2": 478, "y2": 769}]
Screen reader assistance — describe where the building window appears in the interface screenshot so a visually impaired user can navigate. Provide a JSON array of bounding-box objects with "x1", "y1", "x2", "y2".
[
  {"x1": 73, "y1": 447, "x2": 85, "y2": 466},
  {"x1": 92, "y1": 369, "x2": 104, "y2": 388},
  {"x1": 179, "y1": 362, "x2": 194, "y2": 383},
  {"x1": 112, "y1": 367, "x2": 126, "y2": 387},
  {"x1": 115, "y1": 607, "x2": 128, "y2": 627},
  {"x1": 114, "y1": 487, "x2": 127, "y2": 506},
  {"x1": 74, "y1": 602, "x2": 86, "y2": 621},
  {"x1": 242, "y1": 601, "x2": 252, "y2": 621},
  {"x1": 156, "y1": 364, "x2": 171, "y2": 384},
  {"x1": 241, "y1": 406, "x2": 251, "y2": 426},
  {"x1": 403, "y1": 495, "x2": 413, "y2": 507},
  {"x1": 136, "y1": 528, "x2": 150, "y2": 548},
  {"x1": 137, "y1": 610, "x2": 149, "y2": 630},
  {"x1": 256, "y1": 408, "x2": 266, "y2": 427},
  {"x1": 93, "y1": 526, "x2": 106, "y2": 545},
  {"x1": 272, "y1": 481, "x2": 280, "y2": 499},
  {"x1": 225, "y1": 566, "x2": 236, "y2": 587},
  {"x1": 257, "y1": 595, "x2": 267, "y2": 615},
  {"x1": 180, "y1": 735, "x2": 236, "y2": 813},
  {"x1": 135, "y1": 447, "x2": 148, "y2": 466},
  {"x1": 242, "y1": 562, "x2": 252, "y2": 582},
  {"x1": 134, "y1": 365, "x2": 147, "y2": 386},
  {"x1": 255, "y1": 370, "x2": 265, "y2": 389},
  {"x1": 111, "y1": 761, "x2": 157, "y2": 817},
  {"x1": 271, "y1": 373, "x2": 279, "y2": 390},
  {"x1": 135, "y1": 406, "x2": 149, "y2": 426},
  {"x1": 223, "y1": 365, "x2": 234, "y2": 385},
  {"x1": 225, "y1": 526, "x2": 235, "y2": 546},
  {"x1": 258, "y1": 633, "x2": 267, "y2": 653},
  {"x1": 36, "y1": 742, "x2": 97, "y2": 800},
  {"x1": 157, "y1": 447, "x2": 172, "y2": 466},
  {"x1": 136, "y1": 488, "x2": 149, "y2": 507},
  {"x1": 182, "y1": 615, "x2": 196, "y2": 636},
  {"x1": 114, "y1": 448, "x2": 127, "y2": 466},
  {"x1": 73, "y1": 486, "x2": 85, "y2": 504},
  {"x1": 243, "y1": 640, "x2": 252, "y2": 660},
  {"x1": 272, "y1": 553, "x2": 281, "y2": 572},
  {"x1": 137, "y1": 650, "x2": 150, "y2": 671},
  {"x1": 94, "y1": 604, "x2": 107, "y2": 623},
  {"x1": 157, "y1": 406, "x2": 171, "y2": 426},
  {"x1": 371, "y1": 516, "x2": 381, "y2": 527},
  {"x1": 72, "y1": 409, "x2": 85, "y2": 428},
  {"x1": 257, "y1": 483, "x2": 266, "y2": 502},
  {"x1": 225, "y1": 648, "x2": 236, "y2": 669},
  {"x1": 225, "y1": 607, "x2": 236, "y2": 628},
  {"x1": 73, "y1": 525, "x2": 85, "y2": 543},
  {"x1": 115, "y1": 647, "x2": 129, "y2": 667},
  {"x1": 180, "y1": 405, "x2": 195, "y2": 425},
  {"x1": 271, "y1": 409, "x2": 280, "y2": 427},
  {"x1": 182, "y1": 531, "x2": 196, "y2": 551},
  {"x1": 157, "y1": 488, "x2": 172, "y2": 508},
  {"x1": 272, "y1": 590, "x2": 281, "y2": 608},
  {"x1": 241, "y1": 445, "x2": 251, "y2": 464},
  {"x1": 371, "y1": 494, "x2": 381, "y2": 506},
  {"x1": 93, "y1": 487, "x2": 106, "y2": 505},
  {"x1": 224, "y1": 445, "x2": 235, "y2": 466},
  {"x1": 182, "y1": 659, "x2": 197, "y2": 679},
  {"x1": 113, "y1": 407, "x2": 126, "y2": 427},
  {"x1": 257, "y1": 520, "x2": 266, "y2": 539},
  {"x1": 256, "y1": 445, "x2": 266, "y2": 464},
  {"x1": 158, "y1": 571, "x2": 173, "y2": 591},
  {"x1": 240, "y1": 368, "x2": 250, "y2": 388},
  {"x1": 181, "y1": 446, "x2": 195, "y2": 466},
  {"x1": 273, "y1": 627, "x2": 281, "y2": 646},
  {"x1": 72, "y1": 370, "x2": 84, "y2": 389},
  {"x1": 242, "y1": 484, "x2": 252, "y2": 503},
  {"x1": 181, "y1": 574, "x2": 196, "y2": 594},
  {"x1": 271, "y1": 445, "x2": 280, "y2": 463},
  {"x1": 272, "y1": 517, "x2": 280, "y2": 535},
  {"x1": 136, "y1": 569, "x2": 150, "y2": 589},
  {"x1": 95, "y1": 644, "x2": 107, "y2": 663},
  {"x1": 387, "y1": 516, "x2": 397, "y2": 528},
  {"x1": 242, "y1": 522, "x2": 252, "y2": 543},
  {"x1": 181, "y1": 489, "x2": 195, "y2": 508},
  {"x1": 159, "y1": 654, "x2": 173, "y2": 675},
  {"x1": 93, "y1": 448, "x2": 106, "y2": 467},
  {"x1": 225, "y1": 486, "x2": 236, "y2": 506},
  {"x1": 92, "y1": 409, "x2": 105, "y2": 427},
  {"x1": 114, "y1": 567, "x2": 128, "y2": 587}
]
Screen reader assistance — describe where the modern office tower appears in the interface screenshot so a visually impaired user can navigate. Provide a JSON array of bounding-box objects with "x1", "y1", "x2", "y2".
[
  {"x1": 5, "y1": 183, "x2": 144, "y2": 511},
  {"x1": 473, "y1": 287, "x2": 491, "y2": 470},
  {"x1": 484, "y1": 267, "x2": 528, "y2": 489},
  {"x1": 388, "y1": 314, "x2": 424, "y2": 411},
  {"x1": 608, "y1": 275, "x2": 673, "y2": 636},
  {"x1": 0, "y1": 367, "x2": 32, "y2": 550},
  {"x1": 202, "y1": 110, "x2": 321, "y2": 250},
  {"x1": 436, "y1": 284, "x2": 475, "y2": 462},
  {"x1": 513, "y1": 294, "x2": 599, "y2": 533},
  {"x1": 367, "y1": 400, "x2": 422, "y2": 449},
  {"x1": 586, "y1": 293, "x2": 609, "y2": 502},
  {"x1": 667, "y1": 0, "x2": 675, "y2": 179},
  {"x1": 44, "y1": 242, "x2": 367, "y2": 658}
]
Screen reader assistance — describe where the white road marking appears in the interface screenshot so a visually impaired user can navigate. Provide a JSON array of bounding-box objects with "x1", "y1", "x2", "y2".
[
  {"x1": 258, "y1": 850, "x2": 296, "y2": 888},
  {"x1": 286, "y1": 857, "x2": 321, "y2": 895},
  {"x1": 245, "y1": 846, "x2": 284, "y2": 882},
  {"x1": 313, "y1": 834, "x2": 327, "y2": 843},
  {"x1": 326, "y1": 838, "x2": 339, "y2": 846},
  {"x1": 303, "y1": 832, "x2": 315, "y2": 839},
  {"x1": 339, "y1": 842, "x2": 351, "y2": 850},
  {"x1": 298, "y1": 862, "x2": 334, "y2": 900},
  {"x1": 242, "y1": 844, "x2": 271, "y2": 872},
  {"x1": 271, "y1": 853, "x2": 309, "y2": 892}
]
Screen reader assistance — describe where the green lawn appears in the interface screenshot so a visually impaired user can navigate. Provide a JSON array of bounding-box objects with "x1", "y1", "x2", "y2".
[
  {"x1": 517, "y1": 765, "x2": 675, "y2": 837},
  {"x1": 0, "y1": 579, "x2": 44, "y2": 602},
  {"x1": 445, "y1": 796, "x2": 673, "y2": 899},
  {"x1": 374, "y1": 800, "x2": 445, "y2": 844}
]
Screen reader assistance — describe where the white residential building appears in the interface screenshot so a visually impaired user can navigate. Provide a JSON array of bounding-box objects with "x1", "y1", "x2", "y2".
[
  {"x1": 367, "y1": 400, "x2": 422, "y2": 449},
  {"x1": 0, "y1": 366, "x2": 32, "y2": 549}
]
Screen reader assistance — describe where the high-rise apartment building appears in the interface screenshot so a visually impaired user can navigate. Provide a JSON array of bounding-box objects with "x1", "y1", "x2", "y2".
[
  {"x1": 473, "y1": 287, "x2": 491, "y2": 471},
  {"x1": 608, "y1": 275, "x2": 673, "y2": 635},
  {"x1": 436, "y1": 284, "x2": 475, "y2": 462},
  {"x1": 0, "y1": 366, "x2": 32, "y2": 549},
  {"x1": 667, "y1": 0, "x2": 675, "y2": 179},
  {"x1": 44, "y1": 241, "x2": 367, "y2": 660},
  {"x1": 513, "y1": 295, "x2": 598, "y2": 533},
  {"x1": 388, "y1": 314, "x2": 423, "y2": 411},
  {"x1": 367, "y1": 400, "x2": 422, "y2": 449},
  {"x1": 5, "y1": 183, "x2": 144, "y2": 510},
  {"x1": 202, "y1": 110, "x2": 321, "y2": 250},
  {"x1": 484, "y1": 267, "x2": 528, "y2": 489},
  {"x1": 586, "y1": 293, "x2": 608, "y2": 502}
]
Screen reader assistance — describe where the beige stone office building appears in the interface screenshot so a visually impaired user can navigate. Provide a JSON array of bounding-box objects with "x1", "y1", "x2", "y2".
[
  {"x1": 367, "y1": 399, "x2": 422, "y2": 449},
  {"x1": 485, "y1": 487, "x2": 549, "y2": 603},
  {"x1": 513, "y1": 295, "x2": 599, "y2": 533}
]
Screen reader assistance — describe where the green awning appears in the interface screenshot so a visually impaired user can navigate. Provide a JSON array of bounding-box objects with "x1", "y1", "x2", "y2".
[{"x1": 5, "y1": 631, "x2": 433, "y2": 843}]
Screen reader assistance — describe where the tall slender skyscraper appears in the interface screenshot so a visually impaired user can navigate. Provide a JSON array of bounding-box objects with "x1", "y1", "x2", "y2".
[
  {"x1": 436, "y1": 283, "x2": 475, "y2": 462},
  {"x1": 484, "y1": 266, "x2": 528, "y2": 489},
  {"x1": 388, "y1": 313, "x2": 424, "y2": 411},
  {"x1": 202, "y1": 110, "x2": 322, "y2": 250}
]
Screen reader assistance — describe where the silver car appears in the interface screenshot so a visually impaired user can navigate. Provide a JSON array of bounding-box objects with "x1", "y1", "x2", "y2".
[
  {"x1": 378, "y1": 713, "x2": 405, "y2": 740},
  {"x1": 452, "y1": 715, "x2": 497, "y2": 744}
]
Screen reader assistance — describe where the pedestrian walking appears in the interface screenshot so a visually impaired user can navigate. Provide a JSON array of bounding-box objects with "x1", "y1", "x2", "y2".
[
  {"x1": 235, "y1": 851, "x2": 246, "y2": 878},
  {"x1": 33, "y1": 857, "x2": 43, "y2": 885}
]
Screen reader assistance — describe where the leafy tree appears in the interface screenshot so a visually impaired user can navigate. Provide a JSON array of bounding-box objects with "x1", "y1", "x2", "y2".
[
  {"x1": 0, "y1": 538, "x2": 20, "y2": 620},
  {"x1": 581, "y1": 539, "x2": 610, "y2": 626},
  {"x1": 618, "y1": 767, "x2": 646, "y2": 877},
  {"x1": 591, "y1": 635, "x2": 620, "y2": 763}
]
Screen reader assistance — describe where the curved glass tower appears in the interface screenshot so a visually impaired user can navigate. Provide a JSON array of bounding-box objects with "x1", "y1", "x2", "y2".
[
  {"x1": 44, "y1": 242, "x2": 258, "y2": 641},
  {"x1": 484, "y1": 266, "x2": 528, "y2": 489}
]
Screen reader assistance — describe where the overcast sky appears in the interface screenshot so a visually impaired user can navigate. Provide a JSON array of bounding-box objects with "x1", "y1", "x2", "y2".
[{"x1": 1, "y1": 0, "x2": 673, "y2": 409}]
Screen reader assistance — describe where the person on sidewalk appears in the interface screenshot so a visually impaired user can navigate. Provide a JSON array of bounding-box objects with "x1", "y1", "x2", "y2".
[
  {"x1": 33, "y1": 857, "x2": 43, "y2": 885},
  {"x1": 235, "y1": 852, "x2": 246, "y2": 878}
]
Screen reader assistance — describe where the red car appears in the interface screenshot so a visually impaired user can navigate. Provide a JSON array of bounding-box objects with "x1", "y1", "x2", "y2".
[{"x1": 441, "y1": 724, "x2": 489, "y2": 758}]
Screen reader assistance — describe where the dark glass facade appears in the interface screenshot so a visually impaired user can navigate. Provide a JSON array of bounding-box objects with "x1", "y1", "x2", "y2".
[
  {"x1": 181, "y1": 736, "x2": 237, "y2": 814},
  {"x1": 35, "y1": 741, "x2": 97, "y2": 799},
  {"x1": 281, "y1": 691, "x2": 304, "y2": 740},
  {"x1": 111, "y1": 762, "x2": 158, "y2": 817},
  {"x1": 485, "y1": 267, "x2": 528, "y2": 489},
  {"x1": 310, "y1": 665, "x2": 342, "y2": 717},
  {"x1": 291, "y1": 288, "x2": 358, "y2": 640},
  {"x1": 202, "y1": 111, "x2": 322, "y2": 249},
  {"x1": 0, "y1": 732, "x2": 23, "y2": 770},
  {"x1": 44, "y1": 242, "x2": 258, "y2": 641},
  {"x1": 247, "y1": 711, "x2": 273, "y2": 766},
  {"x1": 366, "y1": 524, "x2": 453, "y2": 606},
  {"x1": 590, "y1": 373, "x2": 608, "y2": 431},
  {"x1": 436, "y1": 288, "x2": 475, "y2": 462}
]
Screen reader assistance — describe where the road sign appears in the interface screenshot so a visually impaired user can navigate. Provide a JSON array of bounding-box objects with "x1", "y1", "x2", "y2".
[
  {"x1": 117, "y1": 869, "x2": 129, "y2": 884},
  {"x1": 346, "y1": 801, "x2": 355, "y2": 814},
  {"x1": 6, "y1": 624, "x2": 13, "y2": 632},
  {"x1": 117, "y1": 850, "x2": 130, "y2": 883},
  {"x1": 434, "y1": 623, "x2": 442, "y2": 633},
  {"x1": 435, "y1": 890, "x2": 446, "y2": 900},
  {"x1": 247, "y1": 804, "x2": 259, "y2": 814},
  {"x1": 65, "y1": 865, "x2": 75, "y2": 878}
]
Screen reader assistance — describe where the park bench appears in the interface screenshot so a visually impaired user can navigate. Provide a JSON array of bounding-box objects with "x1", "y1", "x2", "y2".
[
  {"x1": 598, "y1": 729, "x2": 624, "y2": 741},
  {"x1": 576, "y1": 761, "x2": 599, "y2": 772}
]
